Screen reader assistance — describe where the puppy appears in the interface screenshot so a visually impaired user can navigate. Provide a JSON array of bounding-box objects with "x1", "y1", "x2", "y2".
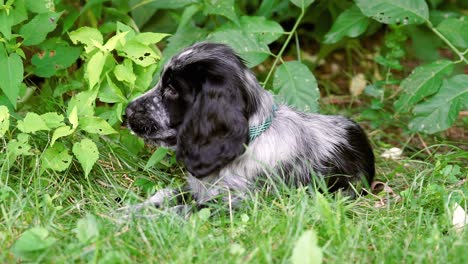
[{"x1": 125, "y1": 42, "x2": 375, "y2": 211}]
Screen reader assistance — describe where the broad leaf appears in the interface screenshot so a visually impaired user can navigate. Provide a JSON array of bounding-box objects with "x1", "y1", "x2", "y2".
[
  {"x1": 74, "y1": 214, "x2": 100, "y2": 243},
  {"x1": 0, "y1": 9, "x2": 14, "y2": 40},
  {"x1": 144, "y1": 147, "x2": 169, "y2": 170},
  {"x1": 7, "y1": 134, "x2": 32, "y2": 156},
  {"x1": 409, "y1": 74, "x2": 468, "y2": 134},
  {"x1": 103, "y1": 31, "x2": 128, "y2": 51},
  {"x1": 132, "y1": 32, "x2": 170, "y2": 46},
  {"x1": 290, "y1": 0, "x2": 315, "y2": 9},
  {"x1": 0, "y1": 53, "x2": 23, "y2": 108},
  {"x1": 17, "y1": 112, "x2": 50, "y2": 133},
  {"x1": 86, "y1": 51, "x2": 107, "y2": 90},
  {"x1": 324, "y1": 5, "x2": 371, "y2": 44},
  {"x1": 12, "y1": 227, "x2": 56, "y2": 261},
  {"x1": 41, "y1": 142, "x2": 72, "y2": 172},
  {"x1": 79, "y1": 116, "x2": 117, "y2": 135},
  {"x1": 25, "y1": 0, "x2": 55, "y2": 13},
  {"x1": 120, "y1": 40, "x2": 159, "y2": 67},
  {"x1": 40, "y1": 112, "x2": 65, "y2": 129},
  {"x1": 99, "y1": 75, "x2": 127, "y2": 103},
  {"x1": 69, "y1": 27, "x2": 103, "y2": 53},
  {"x1": 72, "y1": 138, "x2": 99, "y2": 177},
  {"x1": 148, "y1": 0, "x2": 197, "y2": 9},
  {"x1": 203, "y1": 0, "x2": 239, "y2": 25},
  {"x1": 207, "y1": 29, "x2": 270, "y2": 67},
  {"x1": 274, "y1": 61, "x2": 319, "y2": 112},
  {"x1": 394, "y1": 60, "x2": 453, "y2": 113},
  {"x1": 67, "y1": 90, "x2": 97, "y2": 117},
  {"x1": 219, "y1": 16, "x2": 284, "y2": 45},
  {"x1": 114, "y1": 59, "x2": 136, "y2": 85},
  {"x1": 19, "y1": 12, "x2": 62, "y2": 46},
  {"x1": 32, "y1": 42, "x2": 81, "y2": 77},
  {"x1": 51, "y1": 107, "x2": 78, "y2": 146},
  {"x1": 355, "y1": 0, "x2": 429, "y2": 25},
  {"x1": 291, "y1": 229, "x2": 323, "y2": 264},
  {"x1": 436, "y1": 18, "x2": 468, "y2": 49},
  {"x1": 0, "y1": 105, "x2": 9, "y2": 137}
]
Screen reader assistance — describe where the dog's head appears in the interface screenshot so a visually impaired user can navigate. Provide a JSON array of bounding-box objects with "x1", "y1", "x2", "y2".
[{"x1": 126, "y1": 42, "x2": 259, "y2": 177}]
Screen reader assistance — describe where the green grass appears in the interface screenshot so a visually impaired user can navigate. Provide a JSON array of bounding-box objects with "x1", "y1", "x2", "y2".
[{"x1": 1, "y1": 139, "x2": 467, "y2": 263}]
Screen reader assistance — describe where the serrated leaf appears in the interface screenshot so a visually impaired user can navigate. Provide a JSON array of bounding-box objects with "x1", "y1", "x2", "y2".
[
  {"x1": 40, "y1": 112, "x2": 65, "y2": 129},
  {"x1": 86, "y1": 51, "x2": 107, "y2": 90},
  {"x1": 74, "y1": 214, "x2": 99, "y2": 243},
  {"x1": 114, "y1": 59, "x2": 136, "y2": 85},
  {"x1": 72, "y1": 138, "x2": 99, "y2": 177},
  {"x1": 99, "y1": 74, "x2": 127, "y2": 103},
  {"x1": 67, "y1": 90, "x2": 97, "y2": 117},
  {"x1": 290, "y1": 0, "x2": 315, "y2": 9},
  {"x1": 12, "y1": 227, "x2": 56, "y2": 260},
  {"x1": 394, "y1": 60, "x2": 453, "y2": 113},
  {"x1": 355, "y1": 0, "x2": 429, "y2": 25},
  {"x1": 144, "y1": 147, "x2": 169, "y2": 170},
  {"x1": 0, "y1": 53, "x2": 23, "y2": 108},
  {"x1": 69, "y1": 27, "x2": 103, "y2": 53},
  {"x1": 79, "y1": 116, "x2": 117, "y2": 135},
  {"x1": 274, "y1": 61, "x2": 319, "y2": 112},
  {"x1": 41, "y1": 142, "x2": 72, "y2": 172},
  {"x1": 132, "y1": 32, "x2": 170, "y2": 46},
  {"x1": 436, "y1": 18, "x2": 468, "y2": 49},
  {"x1": 207, "y1": 29, "x2": 269, "y2": 67},
  {"x1": 19, "y1": 12, "x2": 62, "y2": 46},
  {"x1": 17, "y1": 112, "x2": 50, "y2": 133},
  {"x1": 0, "y1": 105, "x2": 9, "y2": 137},
  {"x1": 120, "y1": 40, "x2": 159, "y2": 67},
  {"x1": 204, "y1": 0, "x2": 239, "y2": 25},
  {"x1": 324, "y1": 5, "x2": 371, "y2": 44},
  {"x1": 409, "y1": 74, "x2": 468, "y2": 134},
  {"x1": 32, "y1": 43, "x2": 81, "y2": 77},
  {"x1": 291, "y1": 229, "x2": 323, "y2": 264}
]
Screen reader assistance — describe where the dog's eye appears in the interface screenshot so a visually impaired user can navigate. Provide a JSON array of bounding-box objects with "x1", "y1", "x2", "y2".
[{"x1": 164, "y1": 85, "x2": 178, "y2": 98}]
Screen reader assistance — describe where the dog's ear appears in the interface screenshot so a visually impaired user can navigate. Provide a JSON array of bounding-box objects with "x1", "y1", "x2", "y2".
[{"x1": 176, "y1": 76, "x2": 249, "y2": 178}]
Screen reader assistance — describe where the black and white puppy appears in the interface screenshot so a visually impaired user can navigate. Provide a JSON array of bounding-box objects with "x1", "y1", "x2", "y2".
[{"x1": 125, "y1": 42, "x2": 375, "y2": 211}]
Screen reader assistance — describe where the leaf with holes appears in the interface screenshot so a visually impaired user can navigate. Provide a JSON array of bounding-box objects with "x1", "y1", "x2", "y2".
[
  {"x1": 290, "y1": 0, "x2": 315, "y2": 9},
  {"x1": 204, "y1": 0, "x2": 239, "y2": 25},
  {"x1": 324, "y1": 5, "x2": 371, "y2": 44},
  {"x1": 437, "y1": 18, "x2": 468, "y2": 49},
  {"x1": 0, "y1": 53, "x2": 23, "y2": 108},
  {"x1": 72, "y1": 139, "x2": 99, "y2": 177},
  {"x1": 120, "y1": 40, "x2": 159, "y2": 67},
  {"x1": 7, "y1": 134, "x2": 32, "y2": 156},
  {"x1": 207, "y1": 29, "x2": 269, "y2": 67},
  {"x1": 69, "y1": 27, "x2": 103, "y2": 53},
  {"x1": 409, "y1": 74, "x2": 468, "y2": 134},
  {"x1": 274, "y1": 61, "x2": 319, "y2": 112},
  {"x1": 19, "y1": 12, "x2": 62, "y2": 46},
  {"x1": 291, "y1": 229, "x2": 323, "y2": 264},
  {"x1": 355, "y1": 0, "x2": 429, "y2": 25},
  {"x1": 32, "y1": 43, "x2": 81, "y2": 77},
  {"x1": 0, "y1": 105, "x2": 10, "y2": 137},
  {"x1": 41, "y1": 142, "x2": 72, "y2": 172},
  {"x1": 79, "y1": 116, "x2": 117, "y2": 135},
  {"x1": 12, "y1": 227, "x2": 56, "y2": 261},
  {"x1": 144, "y1": 147, "x2": 169, "y2": 170},
  {"x1": 17, "y1": 112, "x2": 50, "y2": 133},
  {"x1": 394, "y1": 60, "x2": 453, "y2": 113}
]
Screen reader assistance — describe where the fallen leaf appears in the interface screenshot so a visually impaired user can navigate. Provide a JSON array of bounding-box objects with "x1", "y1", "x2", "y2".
[
  {"x1": 452, "y1": 203, "x2": 468, "y2": 234},
  {"x1": 381, "y1": 147, "x2": 403, "y2": 160},
  {"x1": 349, "y1": 73, "x2": 367, "y2": 96}
]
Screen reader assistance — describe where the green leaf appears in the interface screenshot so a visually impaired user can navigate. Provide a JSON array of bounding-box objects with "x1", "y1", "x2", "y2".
[
  {"x1": 25, "y1": 0, "x2": 55, "y2": 13},
  {"x1": 394, "y1": 60, "x2": 453, "y2": 113},
  {"x1": 203, "y1": 0, "x2": 239, "y2": 25},
  {"x1": 144, "y1": 147, "x2": 169, "y2": 170},
  {"x1": 79, "y1": 116, "x2": 117, "y2": 135},
  {"x1": 12, "y1": 227, "x2": 56, "y2": 260},
  {"x1": 324, "y1": 5, "x2": 371, "y2": 44},
  {"x1": 11, "y1": 0, "x2": 28, "y2": 25},
  {"x1": 67, "y1": 90, "x2": 97, "y2": 117},
  {"x1": 17, "y1": 112, "x2": 50, "y2": 133},
  {"x1": 41, "y1": 142, "x2": 72, "y2": 172},
  {"x1": 0, "y1": 9, "x2": 14, "y2": 39},
  {"x1": 69, "y1": 27, "x2": 103, "y2": 53},
  {"x1": 86, "y1": 51, "x2": 107, "y2": 90},
  {"x1": 103, "y1": 31, "x2": 128, "y2": 51},
  {"x1": 50, "y1": 107, "x2": 78, "y2": 146},
  {"x1": 132, "y1": 32, "x2": 170, "y2": 46},
  {"x1": 291, "y1": 229, "x2": 323, "y2": 264},
  {"x1": 436, "y1": 18, "x2": 468, "y2": 49},
  {"x1": 355, "y1": 0, "x2": 429, "y2": 25},
  {"x1": 114, "y1": 59, "x2": 136, "y2": 85},
  {"x1": 135, "y1": 64, "x2": 158, "y2": 92},
  {"x1": 99, "y1": 74, "x2": 127, "y2": 103},
  {"x1": 0, "y1": 53, "x2": 23, "y2": 108},
  {"x1": 99, "y1": 251, "x2": 131, "y2": 264},
  {"x1": 74, "y1": 214, "x2": 99, "y2": 243},
  {"x1": 40, "y1": 112, "x2": 65, "y2": 129},
  {"x1": 7, "y1": 134, "x2": 32, "y2": 156},
  {"x1": 120, "y1": 40, "x2": 159, "y2": 67},
  {"x1": 409, "y1": 74, "x2": 468, "y2": 134},
  {"x1": 72, "y1": 138, "x2": 99, "y2": 177},
  {"x1": 274, "y1": 61, "x2": 319, "y2": 112},
  {"x1": 207, "y1": 29, "x2": 270, "y2": 67},
  {"x1": 290, "y1": 0, "x2": 315, "y2": 9},
  {"x1": 32, "y1": 42, "x2": 81, "y2": 77},
  {"x1": 220, "y1": 16, "x2": 284, "y2": 45},
  {"x1": 19, "y1": 12, "x2": 62, "y2": 46},
  {"x1": 0, "y1": 105, "x2": 9, "y2": 137}
]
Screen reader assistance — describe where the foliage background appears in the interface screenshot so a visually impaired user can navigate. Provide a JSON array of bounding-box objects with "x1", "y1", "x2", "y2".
[{"x1": 0, "y1": 0, "x2": 467, "y2": 263}]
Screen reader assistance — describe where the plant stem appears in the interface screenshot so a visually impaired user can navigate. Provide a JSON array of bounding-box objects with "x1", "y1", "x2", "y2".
[
  {"x1": 429, "y1": 25, "x2": 468, "y2": 64},
  {"x1": 262, "y1": 8, "x2": 305, "y2": 87}
]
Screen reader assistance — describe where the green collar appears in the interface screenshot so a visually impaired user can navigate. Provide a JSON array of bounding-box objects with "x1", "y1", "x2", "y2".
[{"x1": 249, "y1": 105, "x2": 278, "y2": 142}]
